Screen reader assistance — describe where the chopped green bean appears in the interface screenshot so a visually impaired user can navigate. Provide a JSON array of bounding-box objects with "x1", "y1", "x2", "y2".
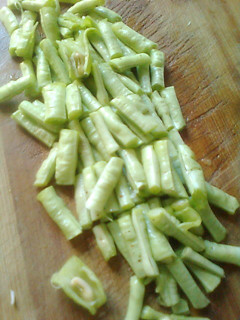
[
  {"x1": 40, "y1": 6, "x2": 60, "y2": 43},
  {"x1": 204, "y1": 240, "x2": 240, "y2": 267},
  {"x1": 186, "y1": 263, "x2": 221, "y2": 294},
  {"x1": 148, "y1": 208, "x2": 205, "y2": 252},
  {"x1": 78, "y1": 81, "x2": 101, "y2": 111},
  {"x1": 205, "y1": 182, "x2": 239, "y2": 214},
  {"x1": 90, "y1": 111, "x2": 119, "y2": 154},
  {"x1": 20, "y1": 60, "x2": 40, "y2": 98},
  {"x1": 112, "y1": 21, "x2": 157, "y2": 53},
  {"x1": 51, "y1": 256, "x2": 106, "y2": 314},
  {"x1": 117, "y1": 73, "x2": 143, "y2": 95},
  {"x1": 172, "y1": 299, "x2": 190, "y2": 316},
  {"x1": 40, "y1": 38, "x2": 70, "y2": 84},
  {"x1": 93, "y1": 6, "x2": 122, "y2": 23},
  {"x1": 66, "y1": 82, "x2": 82, "y2": 120},
  {"x1": 180, "y1": 246, "x2": 224, "y2": 278},
  {"x1": 93, "y1": 224, "x2": 116, "y2": 261},
  {"x1": 42, "y1": 82, "x2": 67, "y2": 125},
  {"x1": 132, "y1": 206, "x2": 159, "y2": 277},
  {"x1": 34, "y1": 143, "x2": 58, "y2": 187},
  {"x1": 137, "y1": 64, "x2": 152, "y2": 94},
  {"x1": 11, "y1": 110, "x2": 57, "y2": 147},
  {"x1": 68, "y1": 120, "x2": 95, "y2": 167},
  {"x1": 124, "y1": 276, "x2": 145, "y2": 320},
  {"x1": 110, "y1": 53, "x2": 150, "y2": 72},
  {"x1": 150, "y1": 49, "x2": 165, "y2": 90},
  {"x1": 0, "y1": 76, "x2": 31, "y2": 103},
  {"x1": 141, "y1": 145, "x2": 161, "y2": 194},
  {"x1": 99, "y1": 63, "x2": 132, "y2": 97},
  {"x1": 98, "y1": 19, "x2": 123, "y2": 59},
  {"x1": 55, "y1": 129, "x2": 78, "y2": 185},
  {"x1": 68, "y1": 0, "x2": 105, "y2": 14},
  {"x1": 35, "y1": 46, "x2": 52, "y2": 89},
  {"x1": 156, "y1": 264, "x2": 180, "y2": 307},
  {"x1": 166, "y1": 258, "x2": 209, "y2": 309},
  {"x1": 151, "y1": 90, "x2": 174, "y2": 130},
  {"x1": 161, "y1": 87, "x2": 186, "y2": 131},
  {"x1": 91, "y1": 61, "x2": 109, "y2": 105},
  {"x1": 0, "y1": 6, "x2": 18, "y2": 35},
  {"x1": 75, "y1": 173, "x2": 92, "y2": 230},
  {"x1": 115, "y1": 174, "x2": 135, "y2": 210},
  {"x1": 37, "y1": 186, "x2": 81, "y2": 240},
  {"x1": 86, "y1": 157, "x2": 123, "y2": 214}
]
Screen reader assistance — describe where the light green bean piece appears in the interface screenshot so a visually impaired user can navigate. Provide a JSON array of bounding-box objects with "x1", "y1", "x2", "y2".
[
  {"x1": 35, "y1": 46, "x2": 52, "y2": 89},
  {"x1": 93, "y1": 224, "x2": 116, "y2": 261},
  {"x1": 94, "y1": 161, "x2": 120, "y2": 215},
  {"x1": 100, "y1": 107, "x2": 139, "y2": 148},
  {"x1": 112, "y1": 21, "x2": 157, "y2": 53},
  {"x1": 205, "y1": 182, "x2": 239, "y2": 214},
  {"x1": 37, "y1": 186, "x2": 81, "y2": 240},
  {"x1": 115, "y1": 174, "x2": 135, "y2": 211},
  {"x1": 40, "y1": 6, "x2": 60, "y2": 43},
  {"x1": 148, "y1": 208, "x2": 205, "y2": 252},
  {"x1": 132, "y1": 206, "x2": 159, "y2": 277},
  {"x1": 154, "y1": 140, "x2": 176, "y2": 196},
  {"x1": 172, "y1": 167, "x2": 188, "y2": 199},
  {"x1": 108, "y1": 220, "x2": 145, "y2": 277},
  {"x1": 50, "y1": 256, "x2": 106, "y2": 315},
  {"x1": 161, "y1": 87, "x2": 186, "y2": 131},
  {"x1": 68, "y1": 0, "x2": 105, "y2": 14},
  {"x1": 141, "y1": 145, "x2": 161, "y2": 194},
  {"x1": 43, "y1": 82, "x2": 67, "y2": 125},
  {"x1": 78, "y1": 81, "x2": 101, "y2": 111},
  {"x1": 87, "y1": 29, "x2": 110, "y2": 61},
  {"x1": 204, "y1": 240, "x2": 240, "y2": 267},
  {"x1": 151, "y1": 91, "x2": 174, "y2": 130},
  {"x1": 117, "y1": 73, "x2": 143, "y2": 95},
  {"x1": 14, "y1": 20, "x2": 37, "y2": 59},
  {"x1": 68, "y1": 120, "x2": 95, "y2": 167},
  {"x1": 141, "y1": 203, "x2": 175, "y2": 263},
  {"x1": 124, "y1": 276, "x2": 145, "y2": 320},
  {"x1": 75, "y1": 173, "x2": 92, "y2": 230},
  {"x1": 137, "y1": 64, "x2": 152, "y2": 94},
  {"x1": 192, "y1": 200, "x2": 226, "y2": 243},
  {"x1": 98, "y1": 19, "x2": 122, "y2": 59},
  {"x1": 156, "y1": 264, "x2": 180, "y2": 307},
  {"x1": 0, "y1": 76, "x2": 31, "y2": 103},
  {"x1": 172, "y1": 299, "x2": 190, "y2": 316},
  {"x1": 93, "y1": 6, "x2": 122, "y2": 22},
  {"x1": 11, "y1": 110, "x2": 57, "y2": 147},
  {"x1": 40, "y1": 39, "x2": 70, "y2": 84},
  {"x1": 118, "y1": 213, "x2": 146, "y2": 278},
  {"x1": 90, "y1": 111, "x2": 119, "y2": 155},
  {"x1": 66, "y1": 82, "x2": 82, "y2": 120},
  {"x1": 55, "y1": 129, "x2": 78, "y2": 185},
  {"x1": 150, "y1": 50, "x2": 165, "y2": 90},
  {"x1": 81, "y1": 117, "x2": 111, "y2": 161},
  {"x1": 180, "y1": 247, "x2": 224, "y2": 277},
  {"x1": 91, "y1": 61, "x2": 109, "y2": 105},
  {"x1": 111, "y1": 95, "x2": 159, "y2": 134},
  {"x1": 86, "y1": 157, "x2": 123, "y2": 214},
  {"x1": 99, "y1": 63, "x2": 132, "y2": 97},
  {"x1": 186, "y1": 263, "x2": 221, "y2": 294},
  {"x1": 20, "y1": 10, "x2": 38, "y2": 25},
  {"x1": 119, "y1": 149, "x2": 148, "y2": 196},
  {"x1": 110, "y1": 53, "x2": 150, "y2": 72},
  {"x1": 20, "y1": 60, "x2": 40, "y2": 98},
  {"x1": 0, "y1": 7, "x2": 18, "y2": 35},
  {"x1": 21, "y1": 0, "x2": 56, "y2": 12},
  {"x1": 166, "y1": 258, "x2": 209, "y2": 309},
  {"x1": 34, "y1": 143, "x2": 58, "y2": 187}
]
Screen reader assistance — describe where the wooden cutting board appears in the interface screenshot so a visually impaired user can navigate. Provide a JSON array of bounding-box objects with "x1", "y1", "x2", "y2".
[{"x1": 0, "y1": 0, "x2": 239, "y2": 319}]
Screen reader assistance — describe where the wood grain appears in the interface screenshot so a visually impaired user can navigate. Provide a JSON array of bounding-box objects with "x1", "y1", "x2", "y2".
[{"x1": 0, "y1": 0, "x2": 239, "y2": 319}]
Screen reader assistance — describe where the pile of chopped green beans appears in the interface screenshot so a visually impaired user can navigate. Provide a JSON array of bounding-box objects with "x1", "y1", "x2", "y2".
[{"x1": 0, "y1": 0, "x2": 239, "y2": 318}]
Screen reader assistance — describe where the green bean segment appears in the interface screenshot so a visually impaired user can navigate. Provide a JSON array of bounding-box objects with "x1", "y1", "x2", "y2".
[
  {"x1": 37, "y1": 186, "x2": 81, "y2": 239},
  {"x1": 51, "y1": 255, "x2": 106, "y2": 314}
]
